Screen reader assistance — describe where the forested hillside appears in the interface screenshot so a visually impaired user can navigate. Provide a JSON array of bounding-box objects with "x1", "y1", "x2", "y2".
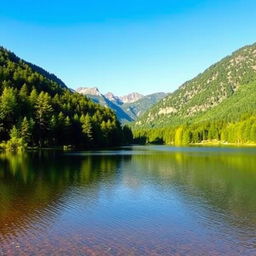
[
  {"x1": 0, "y1": 47, "x2": 132, "y2": 151},
  {"x1": 133, "y1": 43, "x2": 256, "y2": 145}
]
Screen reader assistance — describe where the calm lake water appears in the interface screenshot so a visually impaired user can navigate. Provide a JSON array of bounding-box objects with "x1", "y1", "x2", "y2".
[{"x1": 0, "y1": 146, "x2": 256, "y2": 256}]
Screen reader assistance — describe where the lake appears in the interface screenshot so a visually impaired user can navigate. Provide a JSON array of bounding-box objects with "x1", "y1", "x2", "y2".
[{"x1": 0, "y1": 146, "x2": 256, "y2": 256}]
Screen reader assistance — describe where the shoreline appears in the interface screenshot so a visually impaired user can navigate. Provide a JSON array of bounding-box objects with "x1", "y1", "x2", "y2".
[
  {"x1": 1, "y1": 142, "x2": 256, "y2": 153},
  {"x1": 139, "y1": 141, "x2": 256, "y2": 148},
  {"x1": 191, "y1": 140, "x2": 256, "y2": 147}
]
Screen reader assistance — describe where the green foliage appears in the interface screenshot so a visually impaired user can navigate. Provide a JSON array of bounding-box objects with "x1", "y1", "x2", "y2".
[
  {"x1": 10, "y1": 125, "x2": 19, "y2": 138},
  {"x1": 122, "y1": 125, "x2": 134, "y2": 145},
  {"x1": 133, "y1": 115, "x2": 256, "y2": 145},
  {"x1": 0, "y1": 126, "x2": 26, "y2": 152},
  {"x1": 133, "y1": 43, "x2": 256, "y2": 145},
  {"x1": 134, "y1": 43, "x2": 256, "y2": 129},
  {"x1": 20, "y1": 117, "x2": 33, "y2": 145},
  {"x1": 0, "y1": 47, "x2": 133, "y2": 149},
  {"x1": 82, "y1": 114, "x2": 93, "y2": 146}
]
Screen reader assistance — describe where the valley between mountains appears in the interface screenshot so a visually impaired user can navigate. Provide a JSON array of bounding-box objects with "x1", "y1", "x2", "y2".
[
  {"x1": 76, "y1": 87, "x2": 166, "y2": 122},
  {"x1": 1, "y1": 42, "x2": 256, "y2": 151}
]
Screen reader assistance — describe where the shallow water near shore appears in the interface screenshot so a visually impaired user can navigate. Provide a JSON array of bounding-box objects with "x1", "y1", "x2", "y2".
[{"x1": 0, "y1": 145, "x2": 256, "y2": 255}]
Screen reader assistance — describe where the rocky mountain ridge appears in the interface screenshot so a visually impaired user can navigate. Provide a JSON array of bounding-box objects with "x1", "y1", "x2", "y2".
[{"x1": 76, "y1": 87, "x2": 166, "y2": 122}]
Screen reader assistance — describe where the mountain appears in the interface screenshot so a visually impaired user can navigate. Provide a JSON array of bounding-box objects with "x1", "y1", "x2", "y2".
[
  {"x1": 105, "y1": 92, "x2": 123, "y2": 105},
  {"x1": 0, "y1": 47, "x2": 132, "y2": 151},
  {"x1": 76, "y1": 87, "x2": 101, "y2": 96},
  {"x1": 120, "y1": 92, "x2": 144, "y2": 103},
  {"x1": 122, "y1": 93, "x2": 167, "y2": 120},
  {"x1": 133, "y1": 43, "x2": 256, "y2": 145},
  {"x1": 0, "y1": 47, "x2": 67, "y2": 89},
  {"x1": 135, "y1": 43, "x2": 256, "y2": 127},
  {"x1": 76, "y1": 87, "x2": 133, "y2": 122},
  {"x1": 76, "y1": 87, "x2": 166, "y2": 122}
]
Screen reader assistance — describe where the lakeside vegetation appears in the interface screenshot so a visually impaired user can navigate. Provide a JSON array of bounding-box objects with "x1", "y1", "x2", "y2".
[
  {"x1": 133, "y1": 44, "x2": 256, "y2": 146},
  {"x1": 1, "y1": 42, "x2": 256, "y2": 151},
  {"x1": 133, "y1": 115, "x2": 256, "y2": 146},
  {"x1": 0, "y1": 47, "x2": 133, "y2": 152}
]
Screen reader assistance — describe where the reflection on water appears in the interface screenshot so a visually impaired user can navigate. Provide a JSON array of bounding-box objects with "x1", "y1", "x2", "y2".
[{"x1": 0, "y1": 146, "x2": 256, "y2": 255}]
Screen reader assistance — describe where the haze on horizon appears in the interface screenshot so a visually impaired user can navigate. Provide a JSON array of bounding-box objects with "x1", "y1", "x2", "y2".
[{"x1": 1, "y1": 0, "x2": 256, "y2": 95}]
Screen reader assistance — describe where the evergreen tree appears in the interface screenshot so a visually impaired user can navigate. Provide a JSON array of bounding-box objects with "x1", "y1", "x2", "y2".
[
  {"x1": 0, "y1": 87, "x2": 17, "y2": 138},
  {"x1": 20, "y1": 117, "x2": 32, "y2": 145},
  {"x1": 35, "y1": 92, "x2": 53, "y2": 147},
  {"x1": 82, "y1": 114, "x2": 93, "y2": 146}
]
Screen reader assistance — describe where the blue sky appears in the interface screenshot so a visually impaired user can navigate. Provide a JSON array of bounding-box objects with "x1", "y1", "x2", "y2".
[{"x1": 1, "y1": 0, "x2": 256, "y2": 95}]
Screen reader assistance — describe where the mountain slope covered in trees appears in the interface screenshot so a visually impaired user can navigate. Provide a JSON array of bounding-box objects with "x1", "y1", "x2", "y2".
[
  {"x1": 133, "y1": 43, "x2": 256, "y2": 145},
  {"x1": 0, "y1": 47, "x2": 132, "y2": 151}
]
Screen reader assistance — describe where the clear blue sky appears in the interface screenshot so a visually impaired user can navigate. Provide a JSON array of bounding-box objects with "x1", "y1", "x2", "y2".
[{"x1": 1, "y1": 0, "x2": 256, "y2": 95}]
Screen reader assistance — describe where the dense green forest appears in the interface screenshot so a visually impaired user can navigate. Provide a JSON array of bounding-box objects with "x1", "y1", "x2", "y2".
[
  {"x1": 133, "y1": 115, "x2": 256, "y2": 145},
  {"x1": 2, "y1": 42, "x2": 256, "y2": 149},
  {"x1": 0, "y1": 47, "x2": 133, "y2": 151},
  {"x1": 133, "y1": 44, "x2": 256, "y2": 145}
]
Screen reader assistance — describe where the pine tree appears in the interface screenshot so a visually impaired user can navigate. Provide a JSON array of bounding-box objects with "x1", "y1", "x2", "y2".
[
  {"x1": 19, "y1": 83, "x2": 28, "y2": 98},
  {"x1": 10, "y1": 125, "x2": 19, "y2": 139},
  {"x1": 0, "y1": 87, "x2": 17, "y2": 138},
  {"x1": 35, "y1": 92, "x2": 53, "y2": 147},
  {"x1": 82, "y1": 114, "x2": 93, "y2": 145},
  {"x1": 20, "y1": 117, "x2": 32, "y2": 145},
  {"x1": 64, "y1": 116, "x2": 72, "y2": 145},
  {"x1": 29, "y1": 88, "x2": 38, "y2": 106}
]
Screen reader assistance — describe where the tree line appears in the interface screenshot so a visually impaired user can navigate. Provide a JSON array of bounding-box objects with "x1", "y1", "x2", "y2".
[
  {"x1": 0, "y1": 47, "x2": 133, "y2": 151},
  {"x1": 133, "y1": 115, "x2": 256, "y2": 145}
]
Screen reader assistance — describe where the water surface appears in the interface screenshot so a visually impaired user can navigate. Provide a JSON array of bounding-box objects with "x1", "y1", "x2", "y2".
[{"x1": 0, "y1": 146, "x2": 256, "y2": 255}]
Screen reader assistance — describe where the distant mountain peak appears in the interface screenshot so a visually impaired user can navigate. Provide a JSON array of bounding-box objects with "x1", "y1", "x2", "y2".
[
  {"x1": 104, "y1": 92, "x2": 122, "y2": 104},
  {"x1": 76, "y1": 87, "x2": 166, "y2": 122},
  {"x1": 105, "y1": 92, "x2": 115, "y2": 98},
  {"x1": 120, "y1": 92, "x2": 144, "y2": 103},
  {"x1": 76, "y1": 87, "x2": 102, "y2": 96}
]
